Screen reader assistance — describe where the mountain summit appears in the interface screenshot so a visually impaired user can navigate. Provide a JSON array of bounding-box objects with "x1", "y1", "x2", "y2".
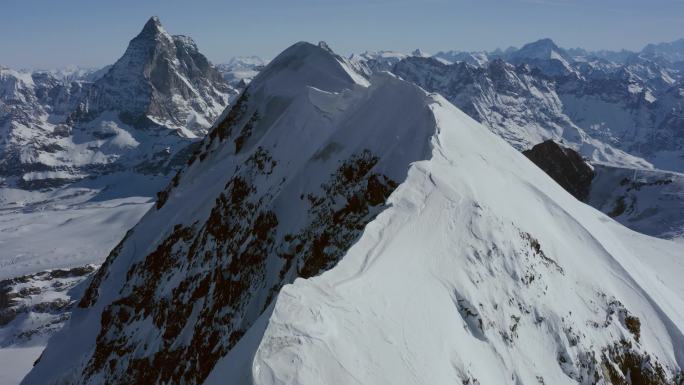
[
  {"x1": 25, "y1": 41, "x2": 684, "y2": 385},
  {"x1": 74, "y1": 16, "x2": 235, "y2": 136},
  {"x1": 508, "y1": 38, "x2": 576, "y2": 76},
  {"x1": 510, "y1": 38, "x2": 567, "y2": 60}
]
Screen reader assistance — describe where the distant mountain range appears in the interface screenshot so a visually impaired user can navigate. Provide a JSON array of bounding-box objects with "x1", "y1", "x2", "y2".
[{"x1": 349, "y1": 37, "x2": 684, "y2": 240}]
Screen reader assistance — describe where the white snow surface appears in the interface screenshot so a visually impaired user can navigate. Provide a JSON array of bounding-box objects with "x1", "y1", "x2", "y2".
[
  {"x1": 0, "y1": 346, "x2": 44, "y2": 385},
  {"x1": 0, "y1": 173, "x2": 160, "y2": 280},
  {"x1": 211, "y1": 49, "x2": 684, "y2": 384}
]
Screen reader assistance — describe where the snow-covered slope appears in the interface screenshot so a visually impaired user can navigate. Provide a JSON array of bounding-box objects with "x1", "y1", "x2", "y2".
[
  {"x1": 24, "y1": 41, "x2": 684, "y2": 385},
  {"x1": 0, "y1": 173, "x2": 160, "y2": 384},
  {"x1": 386, "y1": 40, "x2": 684, "y2": 243}
]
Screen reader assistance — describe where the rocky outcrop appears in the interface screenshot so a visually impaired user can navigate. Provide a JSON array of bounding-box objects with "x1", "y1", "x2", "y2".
[
  {"x1": 0, "y1": 265, "x2": 96, "y2": 346},
  {"x1": 523, "y1": 140, "x2": 595, "y2": 201},
  {"x1": 73, "y1": 17, "x2": 234, "y2": 135}
]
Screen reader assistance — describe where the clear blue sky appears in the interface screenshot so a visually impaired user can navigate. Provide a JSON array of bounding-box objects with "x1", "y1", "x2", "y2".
[{"x1": 2, "y1": 0, "x2": 683, "y2": 69}]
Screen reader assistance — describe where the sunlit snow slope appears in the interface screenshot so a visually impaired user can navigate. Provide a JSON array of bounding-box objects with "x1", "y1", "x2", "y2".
[{"x1": 229, "y1": 95, "x2": 684, "y2": 384}]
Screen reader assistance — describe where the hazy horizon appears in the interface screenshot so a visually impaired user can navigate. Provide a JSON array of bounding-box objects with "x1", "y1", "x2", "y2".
[{"x1": 2, "y1": 0, "x2": 683, "y2": 69}]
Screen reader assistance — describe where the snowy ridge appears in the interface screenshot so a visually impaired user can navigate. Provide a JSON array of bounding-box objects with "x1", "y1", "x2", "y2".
[
  {"x1": 23, "y1": 41, "x2": 416, "y2": 384},
  {"x1": 25, "y1": 41, "x2": 684, "y2": 385},
  {"x1": 213, "y1": 74, "x2": 684, "y2": 385}
]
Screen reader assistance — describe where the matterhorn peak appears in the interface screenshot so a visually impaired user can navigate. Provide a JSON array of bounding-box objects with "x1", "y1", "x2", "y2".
[
  {"x1": 70, "y1": 16, "x2": 234, "y2": 135},
  {"x1": 411, "y1": 48, "x2": 430, "y2": 57},
  {"x1": 139, "y1": 15, "x2": 166, "y2": 36}
]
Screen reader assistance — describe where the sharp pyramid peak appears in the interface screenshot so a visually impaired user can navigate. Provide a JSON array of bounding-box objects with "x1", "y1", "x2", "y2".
[
  {"x1": 143, "y1": 16, "x2": 162, "y2": 30},
  {"x1": 136, "y1": 15, "x2": 170, "y2": 40}
]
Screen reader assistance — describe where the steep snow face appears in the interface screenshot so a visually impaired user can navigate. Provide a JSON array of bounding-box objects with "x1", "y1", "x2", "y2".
[
  {"x1": 213, "y1": 89, "x2": 684, "y2": 385},
  {"x1": 27, "y1": 41, "x2": 684, "y2": 385},
  {"x1": 22, "y1": 42, "x2": 424, "y2": 385}
]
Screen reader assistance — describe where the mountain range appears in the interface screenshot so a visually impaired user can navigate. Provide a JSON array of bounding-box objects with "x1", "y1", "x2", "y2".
[
  {"x1": 1, "y1": 20, "x2": 683, "y2": 385},
  {"x1": 349, "y1": 38, "x2": 684, "y2": 241},
  {"x1": 23, "y1": 41, "x2": 684, "y2": 385}
]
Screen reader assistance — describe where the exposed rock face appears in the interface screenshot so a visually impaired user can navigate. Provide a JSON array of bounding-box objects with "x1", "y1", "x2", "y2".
[
  {"x1": 523, "y1": 140, "x2": 595, "y2": 201},
  {"x1": 74, "y1": 17, "x2": 233, "y2": 135}
]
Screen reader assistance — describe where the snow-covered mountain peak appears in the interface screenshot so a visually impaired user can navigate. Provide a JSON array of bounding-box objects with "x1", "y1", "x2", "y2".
[
  {"x1": 253, "y1": 41, "x2": 369, "y2": 96},
  {"x1": 411, "y1": 48, "x2": 430, "y2": 57},
  {"x1": 511, "y1": 38, "x2": 566, "y2": 60},
  {"x1": 507, "y1": 38, "x2": 577, "y2": 76},
  {"x1": 75, "y1": 15, "x2": 234, "y2": 134},
  {"x1": 24, "y1": 40, "x2": 684, "y2": 385},
  {"x1": 138, "y1": 15, "x2": 168, "y2": 40}
]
